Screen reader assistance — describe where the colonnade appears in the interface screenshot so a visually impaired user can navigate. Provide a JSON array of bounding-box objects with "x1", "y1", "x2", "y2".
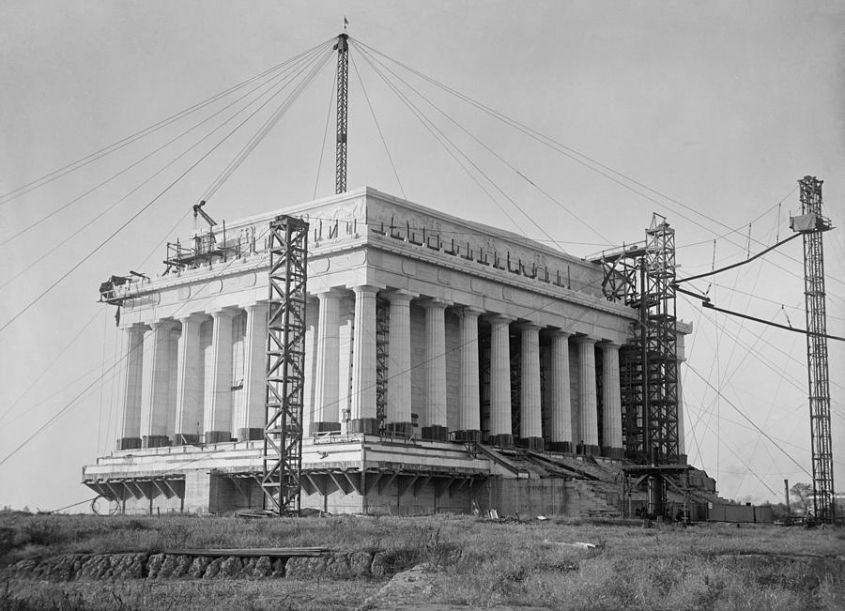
[{"x1": 116, "y1": 286, "x2": 625, "y2": 457}]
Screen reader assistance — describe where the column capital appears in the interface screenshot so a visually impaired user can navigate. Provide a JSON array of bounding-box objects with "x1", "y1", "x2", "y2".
[
  {"x1": 485, "y1": 313, "x2": 516, "y2": 325},
  {"x1": 386, "y1": 289, "x2": 417, "y2": 304},
  {"x1": 176, "y1": 311, "x2": 209, "y2": 324},
  {"x1": 209, "y1": 307, "x2": 238, "y2": 320},
  {"x1": 245, "y1": 301, "x2": 271, "y2": 312},
  {"x1": 419, "y1": 297, "x2": 451, "y2": 309},
  {"x1": 600, "y1": 340, "x2": 621, "y2": 350},
  {"x1": 516, "y1": 321, "x2": 542, "y2": 332},
  {"x1": 457, "y1": 305, "x2": 485, "y2": 318},
  {"x1": 149, "y1": 318, "x2": 178, "y2": 331},
  {"x1": 313, "y1": 287, "x2": 345, "y2": 298},
  {"x1": 574, "y1": 335, "x2": 597, "y2": 345},
  {"x1": 126, "y1": 322, "x2": 148, "y2": 334},
  {"x1": 548, "y1": 328, "x2": 573, "y2": 338},
  {"x1": 350, "y1": 284, "x2": 384, "y2": 299}
]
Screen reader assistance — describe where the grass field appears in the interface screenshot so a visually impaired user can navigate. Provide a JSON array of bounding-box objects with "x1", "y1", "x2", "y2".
[{"x1": 1, "y1": 511, "x2": 843, "y2": 610}]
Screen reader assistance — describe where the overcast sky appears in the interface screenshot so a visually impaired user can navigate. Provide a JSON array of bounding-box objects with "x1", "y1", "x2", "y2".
[{"x1": 1, "y1": 0, "x2": 843, "y2": 512}]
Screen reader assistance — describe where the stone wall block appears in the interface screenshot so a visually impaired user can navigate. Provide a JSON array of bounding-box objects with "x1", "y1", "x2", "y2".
[
  {"x1": 171, "y1": 554, "x2": 194, "y2": 578},
  {"x1": 147, "y1": 553, "x2": 166, "y2": 577},
  {"x1": 189, "y1": 556, "x2": 213, "y2": 578},
  {"x1": 251, "y1": 556, "x2": 274, "y2": 578},
  {"x1": 218, "y1": 556, "x2": 242, "y2": 578}
]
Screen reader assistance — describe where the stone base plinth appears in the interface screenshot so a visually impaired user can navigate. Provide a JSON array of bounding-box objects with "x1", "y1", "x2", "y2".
[
  {"x1": 349, "y1": 418, "x2": 380, "y2": 435},
  {"x1": 453, "y1": 429, "x2": 481, "y2": 443},
  {"x1": 489, "y1": 434, "x2": 514, "y2": 448},
  {"x1": 521, "y1": 436, "x2": 545, "y2": 451},
  {"x1": 173, "y1": 433, "x2": 200, "y2": 446},
  {"x1": 237, "y1": 427, "x2": 264, "y2": 441},
  {"x1": 116, "y1": 437, "x2": 141, "y2": 451},
  {"x1": 548, "y1": 441, "x2": 572, "y2": 453},
  {"x1": 385, "y1": 422, "x2": 415, "y2": 438},
  {"x1": 580, "y1": 444, "x2": 600, "y2": 456},
  {"x1": 311, "y1": 422, "x2": 342, "y2": 433},
  {"x1": 143, "y1": 435, "x2": 171, "y2": 449},
  {"x1": 602, "y1": 446, "x2": 625, "y2": 460},
  {"x1": 421, "y1": 425, "x2": 449, "y2": 441},
  {"x1": 205, "y1": 431, "x2": 232, "y2": 444}
]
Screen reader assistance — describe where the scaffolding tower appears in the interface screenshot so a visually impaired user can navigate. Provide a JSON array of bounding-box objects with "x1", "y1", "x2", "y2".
[
  {"x1": 262, "y1": 215, "x2": 309, "y2": 515},
  {"x1": 791, "y1": 176, "x2": 835, "y2": 523},
  {"x1": 597, "y1": 213, "x2": 680, "y2": 464}
]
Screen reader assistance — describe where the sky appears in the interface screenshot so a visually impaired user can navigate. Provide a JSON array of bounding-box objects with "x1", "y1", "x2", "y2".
[{"x1": 1, "y1": 0, "x2": 843, "y2": 512}]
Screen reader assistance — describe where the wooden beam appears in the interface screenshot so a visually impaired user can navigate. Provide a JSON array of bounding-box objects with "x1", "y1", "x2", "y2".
[
  {"x1": 378, "y1": 471, "x2": 399, "y2": 494},
  {"x1": 397, "y1": 473, "x2": 420, "y2": 497},
  {"x1": 413, "y1": 475, "x2": 432, "y2": 497},
  {"x1": 364, "y1": 471, "x2": 382, "y2": 494},
  {"x1": 341, "y1": 470, "x2": 362, "y2": 495}
]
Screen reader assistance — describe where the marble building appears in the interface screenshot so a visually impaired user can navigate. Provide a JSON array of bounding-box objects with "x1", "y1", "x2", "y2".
[{"x1": 83, "y1": 187, "x2": 686, "y2": 515}]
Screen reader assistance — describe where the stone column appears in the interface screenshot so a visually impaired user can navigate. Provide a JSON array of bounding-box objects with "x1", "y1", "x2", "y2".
[
  {"x1": 576, "y1": 337, "x2": 599, "y2": 454},
  {"x1": 204, "y1": 309, "x2": 235, "y2": 443},
  {"x1": 313, "y1": 290, "x2": 342, "y2": 433},
  {"x1": 423, "y1": 299, "x2": 449, "y2": 441},
  {"x1": 141, "y1": 320, "x2": 177, "y2": 448},
  {"x1": 548, "y1": 331, "x2": 573, "y2": 452},
  {"x1": 519, "y1": 323, "x2": 543, "y2": 450},
  {"x1": 457, "y1": 307, "x2": 482, "y2": 441},
  {"x1": 488, "y1": 315, "x2": 514, "y2": 447},
  {"x1": 174, "y1": 314, "x2": 205, "y2": 445},
  {"x1": 117, "y1": 324, "x2": 146, "y2": 450},
  {"x1": 237, "y1": 302, "x2": 268, "y2": 441},
  {"x1": 386, "y1": 291, "x2": 414, "y2": 436},
  {"x1": 601, "y1": 342, "x2": 623, "y2": 458},
  {"x1": 350, "y1": 285, "x2": 379, "y2": 434}
]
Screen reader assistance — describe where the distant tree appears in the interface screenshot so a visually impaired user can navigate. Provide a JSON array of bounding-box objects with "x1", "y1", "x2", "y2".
[{"x1": 790, "y1": 482, "x2": 813, "y2": 515}]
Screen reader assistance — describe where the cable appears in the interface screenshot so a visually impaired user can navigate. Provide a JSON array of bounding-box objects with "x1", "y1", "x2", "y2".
[
  {"x1": 351, "y1": 38, "x2": 845, "y2": 296},
  {"x1": 0, "y1": 51, "x2": 333, "y2": 335},
  {"x1": 354, "y1": 42, "x2": 613, "y2": 250},
  {"x1": 0, "y1": 60, "x2": 320, "y2": 287},
  {"x1": 313, "y1": 62, "x2": 338, "y2": 199},
  {"x1": 675, "y1": 233, "x2": 801, "y2": 285},
  {"x1": 686, "y1": 363, "x2": 812, "y2": 479},
  {"x1": 0, "y1": 38, "x2": 336, "y2": 206},
  {"x1": 0, "y1": 224, "x2": 274, "y2": 467},
  {"x1": 350, "y1": 54, "x2": 406, "y2": 198},
  {"x1": 358, "y1": 50, "x2": 527, "y2": 238},
  {"x1": 692, "y1": 297, "x2": 845, "y2": 342},
  {"x1": 0, "y1": 44, "x2": 330, "y2": 248},
  {"x1": 201, "y1": 48, "x2": 334, "y2": 201}
]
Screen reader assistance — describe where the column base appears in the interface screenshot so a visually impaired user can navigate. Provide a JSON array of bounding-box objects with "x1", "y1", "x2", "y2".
[
  {"x1": 237, "y1": 427, "x2": 264, "y2": 441},
  {"x1": 490, "y1": 434, "x2": 514, "y2": 448},
  {"x1": 601, "y1": 446, "x2": 626, "y2": 460},
  {"x1": 349, "y1": 418, "x2": 380, "y2": 435},
  {"x1": 173, "y1": 433, "x2": 200, "y2": 446},
  {"x1": 385, "y1": 421, "x2": 415, "y2": 438},
  {"x1": 421, "y1": 425, "x2": 449, "y2": 442},
  {"x1": 205, "y1": 431, "x2": 232, "y2": 444},
  {"x1": 580, "y1": 444, "x2": 600, "y2": 456},
  {"x1": 549, "y1": 441, "x2": 572, "y2": 453},
  {"x1": 521, "y1": 436, "x2": 545, "y2": 451},
  {"x1": 453, "y1": 429, "x2": 481, "y2": 443},
  {"x1": 116, "y1": 437, "x2": 141, "y2": 451},
  {"x1": 142, "y1": 435, "x2": 171, "y2": 448},
  {"x1": 311, "y1": 421, "x2": 342, "y2": 434}
]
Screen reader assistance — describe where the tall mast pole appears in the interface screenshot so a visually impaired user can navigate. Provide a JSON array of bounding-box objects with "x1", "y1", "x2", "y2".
[
  {"x1": 335, "y1": 33, "x2": 349, "y2": 194},
  {"x1": 792, "y1": 175, "x2": 835, "y2": 523}
]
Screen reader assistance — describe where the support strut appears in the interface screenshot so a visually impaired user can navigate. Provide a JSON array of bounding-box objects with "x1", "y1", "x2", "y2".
[{"x1": 262, "y1": 215, "x2": 309, "y2": 515}]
